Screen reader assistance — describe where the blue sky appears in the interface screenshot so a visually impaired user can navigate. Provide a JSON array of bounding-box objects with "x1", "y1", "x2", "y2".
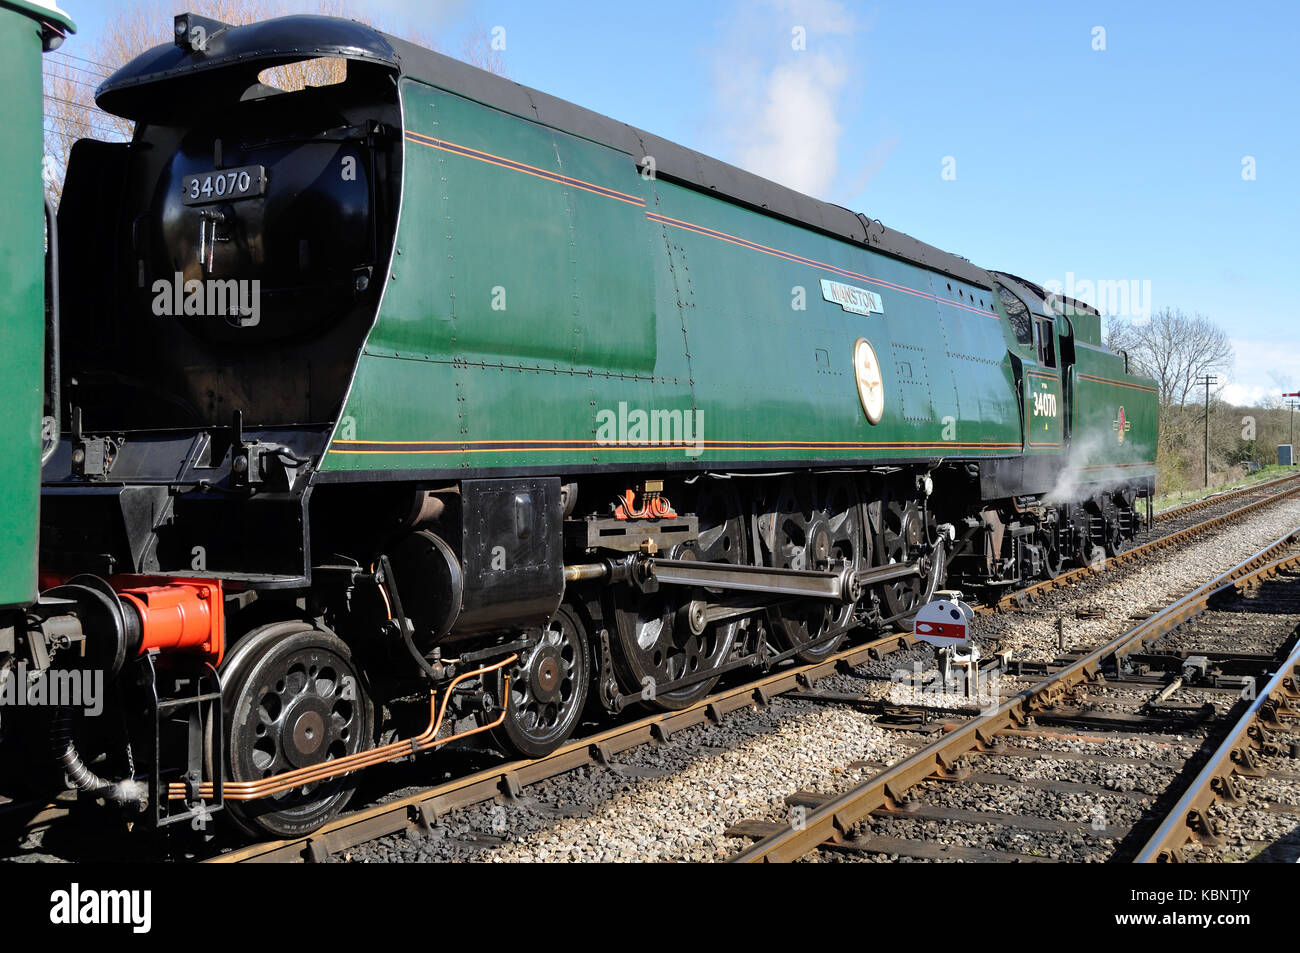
[{"x1": 56, "y1": 0, "x2": 1300, "y2": 405}]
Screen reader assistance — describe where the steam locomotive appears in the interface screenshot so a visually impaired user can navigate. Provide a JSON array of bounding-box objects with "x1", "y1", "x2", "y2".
[{"x1": 2, "y1": 11, "x2": 1156, "y2": 840}]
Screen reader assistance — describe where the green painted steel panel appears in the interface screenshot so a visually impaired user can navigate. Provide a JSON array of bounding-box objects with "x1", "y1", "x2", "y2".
[
  {"x1": 1024, "y1": 366, "x2": 1063, "y2": 454},
  {"x1": 0, "y1": 1, "x2": 73, "y2": 32},
  {"x1": 326, "y1": 80, "x2": 1026, "y2": 474},
  {"x1": 0, "y1": 4, "x2": 49, "y2": 607},
  {"x1": 1068, "y1": 344, "x2": 1158, "y2": 484}
]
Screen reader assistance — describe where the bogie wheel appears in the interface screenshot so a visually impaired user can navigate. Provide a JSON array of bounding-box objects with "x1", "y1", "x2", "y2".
[
  {"x1": 610, "y1": 482, "x2": 746, "y2": 711},
  {"x1": 1075, "y1": 515, "x2": 1101, "y2": 567},
  {"x1": 763, "y1": 475, "x2": 867, "y2": 662},
  {"x1": 490, "y1": 604, "x2": 591, "y2": 759},
  {"x1": 1103, "y1": 517, "x2": 1128, "y2": 558},
  {"x1": 1041, "y1": 523, "x2": 1067, "y2": 579},
  {"x1": 217, "y1": 622, "x2": 373, "y2": 839}
]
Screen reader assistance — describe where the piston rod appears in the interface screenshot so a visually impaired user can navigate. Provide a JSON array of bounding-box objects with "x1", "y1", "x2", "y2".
[{"x1": 563, "y1": 556, "x2": 921, "y2": 603}]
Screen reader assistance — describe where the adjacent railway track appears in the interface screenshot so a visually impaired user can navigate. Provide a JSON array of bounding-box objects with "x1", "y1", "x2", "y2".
[
  {"x1": 727, "y1": 528, "x2": 1300, "y2": 862},
  {"x1": 1155, "y1": 471, "x2": 1300, "y2": 523},
  {"x1": 1135, "y1": 636, "x2": 1300, "y2": 862}
]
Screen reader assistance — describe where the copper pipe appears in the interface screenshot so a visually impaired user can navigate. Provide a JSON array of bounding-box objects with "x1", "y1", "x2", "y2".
[
  {"x1": 169, "y1": 654, "x2": 515, "y2": 801},
  {"x1": 373, "y1": 570, "x2": 460, "y2": 664}
]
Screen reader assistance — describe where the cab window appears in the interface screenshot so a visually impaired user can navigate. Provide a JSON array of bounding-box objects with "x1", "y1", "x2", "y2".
[
  {"x1": 1035, "y1": 316, "x2": 1056, "y2": 368},
  {"x1": 996, "y1": 284, "x2": 1033, "y2": 346}
]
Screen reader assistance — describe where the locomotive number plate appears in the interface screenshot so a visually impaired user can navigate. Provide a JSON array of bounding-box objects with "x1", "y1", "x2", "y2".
[{"x1": 182, "y1": 165, "x2": 266, "y2": 205}]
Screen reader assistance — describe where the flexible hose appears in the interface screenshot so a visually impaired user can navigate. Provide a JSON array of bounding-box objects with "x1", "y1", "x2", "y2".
[{"x1": 50, "y1": 706, "x2": 147, "y2": 810}]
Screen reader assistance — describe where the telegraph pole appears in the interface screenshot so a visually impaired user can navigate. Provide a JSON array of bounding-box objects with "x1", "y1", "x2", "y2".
[
  {"x1": 1285, "y1": 392, "x2": 1300, "y2": 462},
  {"x1": 1198, "y1": 375, "x2": 1217, "y2": 487}
]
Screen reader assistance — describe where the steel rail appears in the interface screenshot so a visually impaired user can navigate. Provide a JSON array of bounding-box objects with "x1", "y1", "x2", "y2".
[
  {"x1": 206, "y1": 628, "x2": 916, "y2": 862},
  {"x1": 1155, "y1": 471, "x2": 1300, "y2": 522},
  {"x1": 729, "y1": 527, "x2": 1300, "y2": 862},
  {"x1": 1134, "y1": 634, "x2": 1300, "y2": 862}
]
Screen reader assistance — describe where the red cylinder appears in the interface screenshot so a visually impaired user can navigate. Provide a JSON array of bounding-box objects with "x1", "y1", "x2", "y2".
[{"x1": 117, "y1": 580, "x2": 225, "y2": 664}]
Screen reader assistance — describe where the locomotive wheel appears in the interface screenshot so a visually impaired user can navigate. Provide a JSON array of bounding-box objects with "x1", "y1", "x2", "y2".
[
  {"x1": 612, "y1": 591, "x2": 736, "y2": 710},
  {"x1": 1103, "y1": 519, "x2": 1128, "y2": 558},
  {"x1": 217, "y1": 622, "x2": 373, "y2": 839},
  {"x1": 876, "y1": 498, "x2": 940, "y2": 630},
  {"x1": 610, "y1": 483, "x2": 745, "y2": 710},
  {"x1": 1042, "y1": 526, "x2": 1067, "y2": 579},
  {"x1": 695, "y1": 480, "x2": 748, "y2": 567},
  {"x1": 490, "y1": 604, "x2": 590, "y2": 759},
  {"x1": 765, "y1": 476, "x2": 866, "y2": 662}
]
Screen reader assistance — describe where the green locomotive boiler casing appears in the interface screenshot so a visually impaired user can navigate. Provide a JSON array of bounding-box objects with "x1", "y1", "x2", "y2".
[
  {"x1": 44, "y1": 11, "x2": 1161, "y2": 628},
  {"x1": 322, "y1": 69, "x2": 1157, "y2": 486},
  {"x1": 0, "y1": 0, "x2": 73, "y2": 613},
  {"x1": 56, "y1": 13, "x2": 1158, "y2": 574}
]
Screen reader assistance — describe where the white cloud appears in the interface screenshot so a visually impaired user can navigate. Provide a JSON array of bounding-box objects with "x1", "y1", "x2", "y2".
[
  {"x1": 1219, "y1": 336, "x2": 1300, "y2": 407},
  {"x1": 712, "y1": 0, "x2": 861, "y2": 198},
  {"x1": 736, "y1": 56, "x2": 848, "y2": 196}
]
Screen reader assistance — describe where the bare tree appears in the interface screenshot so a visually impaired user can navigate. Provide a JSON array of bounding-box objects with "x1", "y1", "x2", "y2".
[
  {"x1": 461, "y1": 26, "x2": 506, "y2": 76},
  {"x1": 42, "y1": 1, "x2": 504, "y2": 203},
  {"x1": 1106, "y1": 308, "x2": 1234, "y2": 408}
]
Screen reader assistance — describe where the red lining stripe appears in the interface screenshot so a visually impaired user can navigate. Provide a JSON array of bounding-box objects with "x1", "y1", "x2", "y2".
[
  {"x1": 644, "y1": 211, "x2": 994, "y2": 318},
  {"x1": 333, "y1": 438, "x2": 1020, "y2": 447},
  {"x1": 1076, "y1": 373, "x2": 1157, "y2": 394},
  {"x1": 331, "y1": 440, "x2": 1022, "y2": 455},
  {"x1": 1080, "y1": 461, "x2": 1154, "y2": 470},
  {"x1": 404, "y1": 129, "x2": 998, "y2": 320},
  {"x1": 405, "y1": 131, "x2": 647, "y2": 207}
]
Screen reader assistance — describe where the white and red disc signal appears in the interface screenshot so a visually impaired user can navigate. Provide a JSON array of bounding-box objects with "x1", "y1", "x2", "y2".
[{"x1": 913, "y1": 598, "x2": 974, "y2": 647}]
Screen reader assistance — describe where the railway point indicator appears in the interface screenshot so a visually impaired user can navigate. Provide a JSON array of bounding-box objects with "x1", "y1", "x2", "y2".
[{"x1": 913, "y1": 597, "x2": 975, "y2": 647}]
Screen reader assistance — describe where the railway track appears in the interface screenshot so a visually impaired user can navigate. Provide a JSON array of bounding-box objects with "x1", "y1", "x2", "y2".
[
  {"x1": 1135, "y1": 634, "x2": 1300, "y2": 862},
  {"x1": 1155, "y1": 471, "x2": 1300, "y2": 523},
  {"x1": 727, "y1": 529, "x2": 1300, "y2": 862},
  {"x1": 4, "y1": 473, "x2": 1298, "y2": 863}
]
